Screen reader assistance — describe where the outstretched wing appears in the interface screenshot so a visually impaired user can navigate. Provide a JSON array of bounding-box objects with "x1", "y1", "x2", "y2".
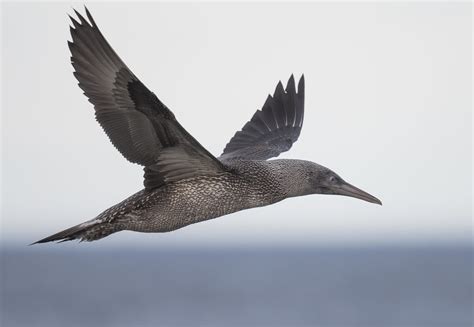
[
  {"x1": 69, "y1": 8, "x2": 225, "y2": 190},
  {"x1": 220, "y1": 75, "x2": 305, "y2": 161}
]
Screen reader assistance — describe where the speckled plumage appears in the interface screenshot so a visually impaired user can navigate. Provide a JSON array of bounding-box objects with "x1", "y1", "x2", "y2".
[
  {"x1": 55, "y1": 160, "x2": 314, "y2": 242},
  {"x1": 34, "y1": 8, "x2": 381, "y2": 244}
]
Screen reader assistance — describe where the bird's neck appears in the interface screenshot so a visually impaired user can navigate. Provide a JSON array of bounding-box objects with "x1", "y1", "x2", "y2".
[
  {"x1": 264, "y1": 159, "x2": 314, "y2": 199},
  {"x1": 229, "y1": 159, "x2": 313, "y2": 204}
]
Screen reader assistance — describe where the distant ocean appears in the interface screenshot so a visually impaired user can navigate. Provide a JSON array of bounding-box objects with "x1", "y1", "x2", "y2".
[{"x1": 1, "y1": 245, "x2": 472, "y2": 327}]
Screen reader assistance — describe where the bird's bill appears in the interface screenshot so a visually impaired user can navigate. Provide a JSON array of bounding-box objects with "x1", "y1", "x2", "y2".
[{"x1": 336, "y1": 182, "x2": 382, "y2": 205}]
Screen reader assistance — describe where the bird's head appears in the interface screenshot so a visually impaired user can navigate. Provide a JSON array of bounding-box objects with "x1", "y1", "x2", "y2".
[{"x1": 289, "y1": 160, "x2": 382, "y2": 205}]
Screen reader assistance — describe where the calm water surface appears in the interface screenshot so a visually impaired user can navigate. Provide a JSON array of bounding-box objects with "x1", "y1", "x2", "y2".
[{"x1": 1, "y1": 245, "x2": 472, "y2": 327}]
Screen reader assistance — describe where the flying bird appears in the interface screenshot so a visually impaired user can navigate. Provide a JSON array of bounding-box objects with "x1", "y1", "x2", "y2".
[{"x1": 34, "y1": 8, "x2": 381, "y2": 244}]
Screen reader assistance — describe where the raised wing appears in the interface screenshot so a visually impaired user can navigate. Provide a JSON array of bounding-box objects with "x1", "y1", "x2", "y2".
[
  {"x1": 69, "y1": 8, "x2": 225, "y2": 190},
  {"x1": 220, "y1": 75, "x2": 305, "y2": 161}
]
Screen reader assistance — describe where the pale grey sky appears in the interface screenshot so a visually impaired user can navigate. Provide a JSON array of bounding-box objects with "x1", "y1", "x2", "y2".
[{"x1": 1, "y1": 2, "x2": 472, "y2": 246}]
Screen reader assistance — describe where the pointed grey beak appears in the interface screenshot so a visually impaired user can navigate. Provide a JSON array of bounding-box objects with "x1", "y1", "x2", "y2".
[{"x1": 336, "y1": 181, "x2": 382, "y2": 205}]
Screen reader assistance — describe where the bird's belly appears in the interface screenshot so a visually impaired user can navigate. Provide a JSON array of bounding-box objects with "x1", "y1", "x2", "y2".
[{"x1": 133, "y1": 176, "x2": 269, "y2": 232}]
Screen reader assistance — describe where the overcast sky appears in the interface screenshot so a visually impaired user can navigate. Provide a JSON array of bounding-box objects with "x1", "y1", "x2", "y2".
[{"x1": 1, "y1": 2, "x2": 471, "y2": 247}]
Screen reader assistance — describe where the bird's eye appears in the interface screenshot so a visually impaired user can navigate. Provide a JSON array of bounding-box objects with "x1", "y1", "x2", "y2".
[{"x1": 329, "y1": 176, "x2": 337, "y2": 183}]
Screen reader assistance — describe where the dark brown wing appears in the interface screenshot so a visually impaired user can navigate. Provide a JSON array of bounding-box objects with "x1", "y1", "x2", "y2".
[
  {"x1": 220, "y1": 75, "x2": 305, "y2": 161},
  {"x1": 69, "y1": 8, "x2": 225, "y2": 190}
]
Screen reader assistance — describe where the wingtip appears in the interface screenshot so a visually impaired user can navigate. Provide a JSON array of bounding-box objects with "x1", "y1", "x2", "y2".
[
  {"x1": 298, "y1": 74, "x2": 305, "y2": 93},
  {"x1": 68, "y1": 13, "x2": 80, "y2": 28},
  {"x1": 84, "y1": 5, "x2": 96, "y2": 27},
  {"x1": 72, "y1": 8, "x2": 81, "y2": 19},
  {"x1": 71, "y1": 7, "x2": 91, "y2": 26},
  {"x1": 286, "y1": 74, "x2": 296, "y2": 93},
  {"x1": 274, "y1": 80, "x2": 284, "y2": 96}
]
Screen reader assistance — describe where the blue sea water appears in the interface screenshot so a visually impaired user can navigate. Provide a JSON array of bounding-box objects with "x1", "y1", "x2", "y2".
[{"x1": 1, "y1": 244, "x2": 472, "y2": 327}]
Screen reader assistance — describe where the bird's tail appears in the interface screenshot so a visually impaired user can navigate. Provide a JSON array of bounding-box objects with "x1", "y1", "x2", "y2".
[{"x1": 31, "y1": 219, "x2": 122, "y2": 244}]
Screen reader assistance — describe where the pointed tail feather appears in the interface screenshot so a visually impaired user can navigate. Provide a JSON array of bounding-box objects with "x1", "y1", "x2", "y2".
[{"x1": 31, "y1": 219, "x2": 119, "y2": 244}]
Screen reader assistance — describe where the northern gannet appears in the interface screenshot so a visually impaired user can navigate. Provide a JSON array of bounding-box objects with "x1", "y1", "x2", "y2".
[{"x1": 34, "y1": 8, "x2": 381, "y2": 244}]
